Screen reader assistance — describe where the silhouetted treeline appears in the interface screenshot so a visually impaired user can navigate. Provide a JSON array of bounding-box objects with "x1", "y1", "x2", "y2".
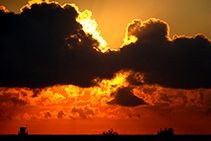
[
  {"x1": 102, "y1": 128, "x2": 118, "y2": 135},
  {"x1": 101, "y1": 128, "x2": 174, "y2": 135},
  {"x1": 17, "y1": 127, "x2": 175, "y2": 135},
  {"x1": 157, "y1": 128, "x2": 174, "y2": 135}
]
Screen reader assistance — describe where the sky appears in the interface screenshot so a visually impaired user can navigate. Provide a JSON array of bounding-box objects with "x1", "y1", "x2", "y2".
[
  {"x1": 1, "y1": 0, "x2": 211, "y2": 49},
  {"x1": 0, "y1": 0, "x2": 211, "y2": 135}
]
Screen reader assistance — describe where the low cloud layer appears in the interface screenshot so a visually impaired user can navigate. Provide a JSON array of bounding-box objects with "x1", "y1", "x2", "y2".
[
  {"x1": 1, "y1": 84, "x2": 211, "y2": 121},
  {"x1": 1, "y1": 1, "x2": 211, "y2": 90}
]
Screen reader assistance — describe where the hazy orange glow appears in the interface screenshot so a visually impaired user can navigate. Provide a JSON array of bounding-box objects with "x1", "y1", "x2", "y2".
[
  {"x1": 0, "y1": 71, "x2": 139, "y2": 134},
  {"x1": 1, "y1": 70, "x2": 211, "y2": 134},
  {"x1": 0, "y1": 70, "x2": 131, "y2": 112},
  {"x1": 1, "y1": 0, "x2": 211, "y2": 135}
]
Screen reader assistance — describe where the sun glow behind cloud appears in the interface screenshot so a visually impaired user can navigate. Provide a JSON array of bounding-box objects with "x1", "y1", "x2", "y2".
[
  {"x1": 76, "y1": 9, "x2": 109, "y2": 53},
  {"x1": 20, "y1": 0, "x2": 109, "y2": 53},
  {"x1": 121, "y1": 19, "x2": 140, "y2": 47}
]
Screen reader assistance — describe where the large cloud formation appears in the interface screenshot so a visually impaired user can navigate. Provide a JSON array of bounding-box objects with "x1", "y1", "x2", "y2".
[
  {"x1": 1, "y1": 1, "x2": 211, "y2": 90},
  {"x1": 118, "y1": 18, "x2": 211, "y2": 89},
  {"x1": 0, "y1": 2, "x2": 112, "y2": 88}
]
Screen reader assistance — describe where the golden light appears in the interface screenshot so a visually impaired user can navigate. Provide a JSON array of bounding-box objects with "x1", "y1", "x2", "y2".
[
  {"x1": 88, "y1": 71, "x2": 131, "y2": 105},
  {"x1": 121, "y1": 19, "x2": 140, "y2": 47},
  {"x1": 76, "y1": 9, "x2": 110, "y2": 53},
  {"x1": 20, "y1": 1, "x2": 110, "y2": 53}
]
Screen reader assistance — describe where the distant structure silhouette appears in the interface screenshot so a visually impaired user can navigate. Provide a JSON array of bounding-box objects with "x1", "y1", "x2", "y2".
[
  {"x1": 157, "y1": 127, "x2": 174, "y2": 135},
  {"x1": 18, "y1": 127, "x2": 28, "y2": 136},
  {"x1": 102, "y1": 128, "x2": 118, "y2": 135}
]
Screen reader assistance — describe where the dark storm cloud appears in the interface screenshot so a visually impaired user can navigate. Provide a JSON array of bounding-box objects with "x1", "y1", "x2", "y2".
[
  {"x1": 107, "y1": 87, "x2": 147, "y2": 107},
  {"x1": 117, "y1": 18, "x2": 211, "y2": 89},
  {"x1": 1, "y1": 2, "x2": 211, "y2": 90},
  {"x1": 0, "y1": 2, "x2": 112, "y2": 88}
]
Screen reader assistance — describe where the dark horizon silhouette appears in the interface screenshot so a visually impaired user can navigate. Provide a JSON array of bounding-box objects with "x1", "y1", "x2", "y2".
[{"x1": 16, "y1": 127, "x2": 174, "y2": 135}]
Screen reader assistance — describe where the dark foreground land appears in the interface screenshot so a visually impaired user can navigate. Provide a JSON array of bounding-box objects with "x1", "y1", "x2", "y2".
[
  {"x1": 2, "y1": 127, "x2": 210, "y2": 135},
  {"x1": 1, "y1": 134, "x2": 211, "y2": 136}
]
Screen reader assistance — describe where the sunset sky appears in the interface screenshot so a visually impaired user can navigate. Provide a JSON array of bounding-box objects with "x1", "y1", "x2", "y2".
[{"x1": 1, "y1": 0, "x2": 211, "y2": 134}]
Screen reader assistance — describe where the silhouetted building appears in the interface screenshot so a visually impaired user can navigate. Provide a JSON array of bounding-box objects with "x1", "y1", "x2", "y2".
[{"x1": 18, "y1": 127, "x2": 28, "y2": 136}]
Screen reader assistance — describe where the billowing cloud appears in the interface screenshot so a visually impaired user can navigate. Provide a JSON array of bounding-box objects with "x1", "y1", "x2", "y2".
[
  {"x1": 122, "y1": 18, "x2": 170, "y2": 46},
  {"x1": 70, "y1": 106, "x2": 98, "y2": 119},
  {"x1": 0, "y1": 5, "x2": 9, "y2": 13},
  {"x1": 57, "y1": 110, "x2": 66, "y2": 118},
  {"x1": 118, "y1": 18, "x2": 211, "y2": 89},
  {"x1": 1, "y1": 1, "x2": 211, "y2": 91},
  {"x1": 0, "y1": 1, "x2": 111, "y2": 88},
  {"x1": 132, "y1": 85, "x2": 211, "y2": 107},
  {"x1": 0, "y1": 88, "x2": 28, "y2": 107}
]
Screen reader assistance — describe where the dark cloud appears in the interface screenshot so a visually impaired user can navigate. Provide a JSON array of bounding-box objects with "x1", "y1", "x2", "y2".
[
  {"x1": 32, "y1": 88, "x2": 42, "y2": 97},
  {"x1": 71, "y1": 106, "x2": 95, "y2": 119},
  {"x1": 1, "y1": 2, "x2": 211, "y2": 90},
  {"x1": 117, "y1": 18, "x2": 211, "y2": 89},
  {"x1": 0, "y1": 2, "x2": 111, "y2": 88},
  {"x1": 0, "y1": 92, "x2": 27, "y2": 107},
  {"x1": 128, "y1": 113, "x2": 141, "y2": 118},
  {"x1": 107, "y1": 87, "x2": 147, "y2": 107},
  {"x1": 126, "y1": 18, "x2": 169, "y2": 43},
  {"x1": 126, "y1": 72, "x2": 144, "y2": 86},
  {"x1": 44, "y1": 111, "x2": 51, "y2": 118},
  {"x1": 57, "y1": 110, "x2": 66, "y2": 118}
]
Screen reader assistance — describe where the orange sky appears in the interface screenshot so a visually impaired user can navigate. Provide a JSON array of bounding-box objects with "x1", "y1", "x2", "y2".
[
  {"x1": 1, "y1": 0, "x2": 211, "y2": 49},
  {"x1": 1, "y1": 0, "x2": 211, "y2": 135},
  {"x1": 1, "y1": 71, "x2": 211, "y2": 134}
]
